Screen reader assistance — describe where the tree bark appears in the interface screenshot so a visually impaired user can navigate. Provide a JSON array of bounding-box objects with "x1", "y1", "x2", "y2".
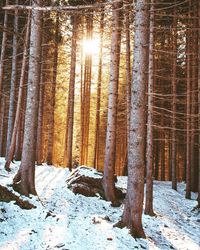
[
  {"x1": 64, "y1": 16, "x2": 78, "y2": 170},
  {"x1": 198, "y1": 0, "x2": 200, "y2": 208},
  {"x1": 93, "y1": 10, "x2": 104, "y2": 169},
  {"x1": 0, "y1": 0, "x2": 8, "y2": 105},
  {"x1": 47, "y1": 12, "x2": 59, "y2": 165},
  {"x1": 145, "y1": 0, "x2": 155, "y2": 216},
  {"x1": 0, "y1": 96, "x2": 5, "y2": 156},
  {"x1": 117, "y1": 0, "x2": 149, "y2": 238},
  {"x1": 171, "y1": 5, "x2": 177, "y2": 190},
  {"x1": 36, "y1": 20, "x2": 46, "y2": 165},
  {"x1": 4, "y1": 11, "x2": 31, "y2": 171},
  {"x1": 103, "y1": 0, "x2": 122, "y2": 205},
  {"x1": 5, "y1": 0, "x2": 19, "y2": 163},
  {"x1": 13, "y1": 0, "x2": 42, "y2": 196},
  {"x1": 186, "y1": 5, "x2": 191, "y2": 199},
  {"x1": 80, "y1": 15, "x2": 93, "y2": 165}
]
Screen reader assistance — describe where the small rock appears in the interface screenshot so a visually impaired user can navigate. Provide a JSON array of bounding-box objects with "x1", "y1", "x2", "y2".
[
  {"x1": 55, "y1": 243, "x2": 65, "y2": 248},
  {"x1": 104, "y1": 216, "x2": 111, "y2": 221},
  {"x1": 107, "y1": 237, "x2": 113, "y2": 241}
]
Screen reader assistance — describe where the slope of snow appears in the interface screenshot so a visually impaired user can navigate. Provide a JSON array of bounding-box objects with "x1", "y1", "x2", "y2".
[{"x1": 0, "y1": 158, "x2": 199, "y2": 250}]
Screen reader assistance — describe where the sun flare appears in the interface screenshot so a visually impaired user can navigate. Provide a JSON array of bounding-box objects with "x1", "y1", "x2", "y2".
[{"x1": 82, "y1": 39, "x2": 99, "y2": 55}]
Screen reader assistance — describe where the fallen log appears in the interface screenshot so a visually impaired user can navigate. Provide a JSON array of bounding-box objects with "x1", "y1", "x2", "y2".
[
  {"x1": 66, "y1": 166, "x2": 126, "y2": 203},
  {"x1": 0, "y1": 184, "x2": 36, "y2": 209}
]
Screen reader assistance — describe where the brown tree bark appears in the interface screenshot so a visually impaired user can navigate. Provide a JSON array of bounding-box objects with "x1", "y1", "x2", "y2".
[
  {"x1": 145, "y1": 0, "x2": 155, "y2": 216},
  {"x1": 186, "y1": 7, "x2": 191, "y2": 199},
  {"x1": 64, "y1": 16, "x2": 78, "y2": 170},
  {"x1": 198, "y1": 0, "x2": 200, "y2": 208},
  {"x1": 93, "y1": 10, "x2": 104, "y2": 169},
  {"x1": 80, "y1": 15, "x2": 93, "y2": 165},
  {"x1": 122, "y1": 1, "x2": 131, "y2": 176},
  {"x1": 36, "y1": 20, "x2": 46, "y2": 165},
  {"x1": 13, "y1": 0, "x2": 42, "y2": 196},
  {"x1": 0, "y1": 96, "x2": 5, "y2": 156},
  {"x1": 47, "y1": 12, "x2": 59, "y2": 165},
  {"x1": 103, "y1": 0, "x2": 122, "y2": 205},
  {"x1": 5, "y1": 0, "x2": 19, "y2": 162},
  {"x1": 171, "y1": 6, "x2": 177, "y2": 190},
  {"x1": 4, "y1": 11, "x2": 31, "y2": 171},
  {"x1": 116, "y1": 0, "x2": 149, "y2": 238},
  {"x1": 0, "y1": 0, "x2": 8, "y2": 105}
]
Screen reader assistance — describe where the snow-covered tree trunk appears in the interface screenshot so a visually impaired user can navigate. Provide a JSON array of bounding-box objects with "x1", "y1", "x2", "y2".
[
  {"x1": 118, "y1": 0, "x2": 149, "y2": 238},
  {"x1": 145, "y1": 0, "x2": 154, "y2": 216},
  {"x1": 4, "y1": 11, "x2": 31, "y2": 171},
  {"x1": 13, "y1": 0, "x2": 42, "y2": 196},
  {"x1": 103, "y1": 0, "x2": 122, "y2": 205},
  {"x1": 64, "y1": 16, "x2": 78, "y2": 171}
]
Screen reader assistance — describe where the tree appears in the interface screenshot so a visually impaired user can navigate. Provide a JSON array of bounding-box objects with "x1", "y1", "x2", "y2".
[
  {"x1": 64, "y1": 16, "x2": 78, "y2": 170},
  {"x1": 0, "y1": 0, "x2": 8, "y2": 104},
  {"x1": 80, "y1": 14, "x2": 93, "y2": 165},
  {"x1": 36, "y1": 20, "x2": 45, "y2": 165},
  {"x1": 116, "y1": 0, "x2": 149, "y2": 238},
  {"x1": 145, "y1": 0, "x2": 155, "y2": 216},
  {"x1": 198, "y1": 0, "x2": 200, "y2": 208},
  {"x1": 103, "y1": 0, "x2": 122, "y2": 205},
  {"x1": 47, "y1": 12, "x2": 59, "y2": 165},
  {"x1": 13, "y1": 0, "x2": 42, "y2": 196},
  {"x1": 5, "y1": 0, "x2": 19, "y2": 164},
  {"x1": 93, "y1": 9, "x2": 104, "y2": 169},
  {"x1": 171, "y1": 5, "x2": 177, "y2": 190},
  {"x1": 4, "y1": 11, "x2": 31, "y2": 171},
  {"x1": 186, "y1": 3, "x2": 191, "y2": 199}
]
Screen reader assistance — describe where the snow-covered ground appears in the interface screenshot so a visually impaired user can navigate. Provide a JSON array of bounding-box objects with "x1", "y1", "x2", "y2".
[{"x1": 0, "y1": 158, "x2": 199, "y2": 250}]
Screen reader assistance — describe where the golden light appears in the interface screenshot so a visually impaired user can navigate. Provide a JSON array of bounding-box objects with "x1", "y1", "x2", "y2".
[{"x1": 82, "y1": 39, "x2": 100, "y2": 55}]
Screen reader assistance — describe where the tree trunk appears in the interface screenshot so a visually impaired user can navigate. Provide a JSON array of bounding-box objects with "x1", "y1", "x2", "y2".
[
  {"x1": 93, "y1": 10, "x2": 104, "y2": 169},
  {"x1": 80, "y1": 15, "x2": 93, "y2": 165},
  {"x1": 64, "y1": 16, "x2": 78, "y2": 171},
  {"x1": 103, "y1": 0, "x2": 122, "y2": 205},
  {"x1": 47, "y1": 12, "x2": 59, "y2": 165},
  {"x1": 123, "y1": 1, "x2": 131, "y2": 176},
  {"x1": 171, "y1": 6, "x2": 177, "y2": 190},
  {"x1": 36, "y1": 21, "x2": 46, "y2": 165},
  {"x1": 190, "y1": 3, "x2": 198, "y2": 192},
  {"x1": 186, "y1": 7, "x2": 191, "y2": 199},
  {"x1": 4, "y1": 11, "x2": 31, "y2": 171},
  {"x1": 198, "y1": 0, "x2": 200, "y2": 208},
  {"x1": 145, "y1": 0, "x2": 155, "y2": 216},
  {"x1": 13, "y1": 0, "x2": 42, "y2": 196},
  {"x1": 0, "y1": 96, "x2": 5, "y2": 156},
  {"x1": 117, "y1": 0, "x2": 149, "y2": 238},
  {"x1": 0, "y1": 0, "x2": 8, "y2": 105},
  {"x1": 5, "y1": 0, "x2": 19, "y2": 162}
]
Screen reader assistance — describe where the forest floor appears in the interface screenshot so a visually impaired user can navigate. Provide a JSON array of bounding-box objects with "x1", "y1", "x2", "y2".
[{"x1": 0, "y1": 158, "x2": 200, "y2": 250}]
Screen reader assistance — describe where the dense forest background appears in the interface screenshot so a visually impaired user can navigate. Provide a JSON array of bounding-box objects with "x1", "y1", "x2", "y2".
[{"x1": 0, "y1": 0, "x2": 200, "y2": 240}]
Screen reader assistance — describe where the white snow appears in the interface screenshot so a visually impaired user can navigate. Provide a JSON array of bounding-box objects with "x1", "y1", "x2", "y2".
[{"x1": 0, "y1": 158, "x2": 199, "y2": 250}]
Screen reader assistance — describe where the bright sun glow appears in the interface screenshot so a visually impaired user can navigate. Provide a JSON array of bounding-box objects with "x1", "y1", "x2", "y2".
[{"x1": 82, "y1": 39, "x2": 99, "y2": 55}]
